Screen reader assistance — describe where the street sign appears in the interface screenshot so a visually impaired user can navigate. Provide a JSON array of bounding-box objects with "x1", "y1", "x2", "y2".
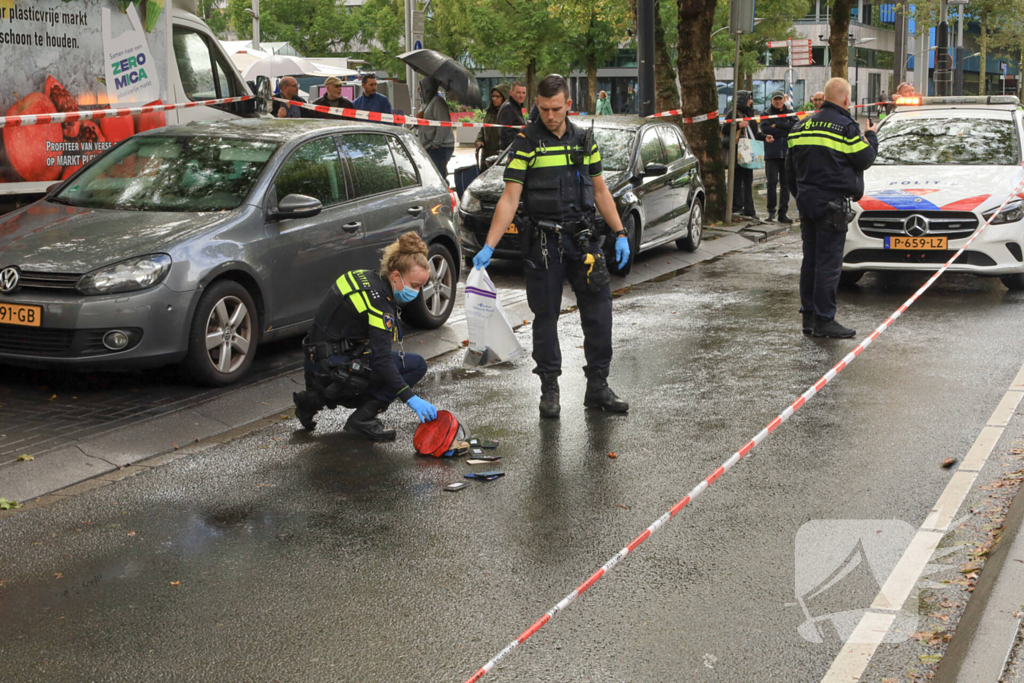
[
  {"x1": 730, "y1": 0, "x2": 757, "y2": 34},
  {"x1": 767, "y1": 40, "x2": 789, "y2": 48},
  {"x1": 792, "y1": 59, "x2": 813, "y2": 66},
  {"x1": 947, "y1": 0, "x2": 969, "y2": 4},
  {"x1": 414, "y1": 40, "x2": 422, "y2": 50}
]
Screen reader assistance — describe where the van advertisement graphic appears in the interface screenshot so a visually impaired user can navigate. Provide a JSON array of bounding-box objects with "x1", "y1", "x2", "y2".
[{"x1": 0, "y1": 0, "x2": 168, "y2": 184}]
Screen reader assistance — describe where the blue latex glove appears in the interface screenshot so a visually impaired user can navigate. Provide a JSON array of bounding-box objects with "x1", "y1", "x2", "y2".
[
  {"x1": 615, "y1": 235, "x2": 630, "y2": 268},
  {"x1": 406, "y1": 395, "x2": 438, "y2": 423},
  {"x1": 472, "y1": 244, "x2": 494, "y2": 270}
]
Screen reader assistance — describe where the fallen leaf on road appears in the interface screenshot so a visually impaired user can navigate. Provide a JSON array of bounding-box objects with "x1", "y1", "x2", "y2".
[
  {"x1": 615, "y1": 504, "x2": 630, "y2": 510},
  {"x1": 49, "y1": 394, "x2": 57, "y2": 401},
  {"x1": 0, "y1": 498, "x2": 22, "y2": 510},
  {"x1": 941, "y1": 457, "x2": 956, "y2": 468},
  {"x1": 127, "y1": 531, "x2": 135, "y2": 537},
  {"x1": 261, "y1": 402, "x2": 269, "y2": 406},
  {"x1": 54, "y1": 573, "x2": 62, "y2": 579},
  {"x1": 608, "y1": 451, "x2": 618, "y2": 459},
  {"x1": 171, "y1": 444, "x2": 179, "y2": 450},
  {"x1": 919, "y1": 654, "x2": 942, "y2": 663},
  {"x1": 17, "y1": 454, "x2": 33, "y2": 461},
  {"x1": 170, "y1": 581, "x2": 180, "y2": 586}
]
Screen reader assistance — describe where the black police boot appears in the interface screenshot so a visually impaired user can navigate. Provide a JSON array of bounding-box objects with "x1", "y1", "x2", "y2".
[
  {"x1": 802, "y1": 311, "x2": 814, "y2": 334},
  {"x1": 344, "y1": 400, "x2": 397, "y2": 442},
  {"x1": 812, "y1": 317, "x2": 856, "y2": 339},
  {"x1": 766, "y1": 212, "x2": 775, "y2": 222},
  {"x1": 777, "y1": 214, "x2": 794, "y2": 224},
  {"x1": 293, "y1": 391, "x2": 322, "y2": 432},
  {"x1": 539, "y1": 373, "x2": 561, "y2": 419},
  {"x1": 584, "y1": 376, "x2": 629, "y2": 413}
]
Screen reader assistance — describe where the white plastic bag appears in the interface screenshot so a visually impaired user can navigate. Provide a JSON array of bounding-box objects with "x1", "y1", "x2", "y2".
[{"x1": 463, "y1": 268, "x2": 524, "y2": 367}]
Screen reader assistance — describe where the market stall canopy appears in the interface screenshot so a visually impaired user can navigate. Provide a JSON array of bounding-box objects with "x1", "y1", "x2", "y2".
[
  {"x1": 397, "y1": 49, "x2": 482, "y2": 108},
  {"x1": 241, "y1": 55, "x2": 360, "y2": 81},
  {"x1": 229, "y1": 50, "x2": 272, "y2": 73}
]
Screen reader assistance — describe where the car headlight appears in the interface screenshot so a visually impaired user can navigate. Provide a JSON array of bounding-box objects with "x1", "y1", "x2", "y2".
[
  {"x1": 983, "y1": 200, "x2": 1024, "y2": 226},
  {"x1": 461, "y1": 190, "x2": 482, "y2": 214},
  {"x1": 77, "y1": 254, "x2": 172, "y2": 295}
]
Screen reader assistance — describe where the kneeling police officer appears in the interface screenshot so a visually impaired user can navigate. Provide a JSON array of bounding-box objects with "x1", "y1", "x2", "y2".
[{"x1": 292, "y1": 232, "x2": 438, "y2": 440}]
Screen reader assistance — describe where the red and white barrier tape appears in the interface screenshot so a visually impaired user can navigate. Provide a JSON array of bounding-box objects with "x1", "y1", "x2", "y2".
[
  {"x1": 460, "y1": 175, "x2": 1024, "y2": 683},
  {"x1": 273, "y1": 97, "x2": 523, "y2": 128},
  {"x1": 0, "y1": 96, "x2": 254, "y2": 130},
  {"x1": 654, "y1": 100, "x2": 892, "y2": 125}
]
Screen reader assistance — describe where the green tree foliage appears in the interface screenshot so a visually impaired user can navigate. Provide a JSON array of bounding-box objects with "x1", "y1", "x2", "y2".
[
  {"x1": 226, "y1": 0, "x2": 361, "y2": 56},
  {"x1": 550, "y1": 0, "x2": 631, "y2": 112},
  {"x1": 710, "y1": 0, "x2": 812, "y2": 88}
]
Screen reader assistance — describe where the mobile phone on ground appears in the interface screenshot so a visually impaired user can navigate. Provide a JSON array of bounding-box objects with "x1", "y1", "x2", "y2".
[{"x1": 444, "y1": 482, "x2": 468, "y2": 492}]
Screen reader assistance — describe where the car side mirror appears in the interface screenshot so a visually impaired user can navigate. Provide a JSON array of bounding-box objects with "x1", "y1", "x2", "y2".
[
  {"x1": 271, "y1": 194, "x2": 322, "y2": 220},
  {"x1": 642, "y1": 162, "x2": 668, "y2": 178}
]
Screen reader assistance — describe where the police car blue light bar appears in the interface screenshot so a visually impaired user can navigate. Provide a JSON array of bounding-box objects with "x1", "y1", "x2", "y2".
[{"x1": 894, "y1": 95, "x2": 1021, "y2": 106}]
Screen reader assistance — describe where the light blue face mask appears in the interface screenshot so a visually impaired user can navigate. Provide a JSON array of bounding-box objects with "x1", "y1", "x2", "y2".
[{"x1": 394, "y1": 273, "x2": 420, "y2": 303}]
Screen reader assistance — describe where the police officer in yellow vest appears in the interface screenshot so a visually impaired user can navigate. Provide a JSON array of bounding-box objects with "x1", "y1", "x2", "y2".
[
  {"x1": 472, "y1": 74, "x2": 630, "y2": 419},
  {"x1": 292, "y1": 233, "x2": 438, "y2": 440}
]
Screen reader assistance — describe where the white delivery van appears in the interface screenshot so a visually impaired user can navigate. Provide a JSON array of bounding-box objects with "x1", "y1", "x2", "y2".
[{"x1": 0, "y1": 0, "x2": 255, "y2": 213}]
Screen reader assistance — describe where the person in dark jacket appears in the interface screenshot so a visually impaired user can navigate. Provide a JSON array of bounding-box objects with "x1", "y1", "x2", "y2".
[
  {"x1": 722, "y1": 90, "x2": 771, "y2": 220},
  {"x1": 786, "y1": 77, "x2": 878, "y2": 339},
  {"x1": 292, "y1": 232, "x2": 438, "y2": 440},
  {"x1": 497, "y1": 81, "x2": 527, "y2": 150},
  {"x1": 307, "y1": 76, "x2": 355, "y2": 120},
  {"x1": 271, "y1": 76, "x2": 305, "y2": 118},
  {"x1": 417, "y1": 77, "x2": 456, "y2": 178},
  {"x1": 760, "y1": 90, "x2": 795, "y2": 223},
  {"x1": 475, "y1": 83, "x2": 509, "y2": 159}
]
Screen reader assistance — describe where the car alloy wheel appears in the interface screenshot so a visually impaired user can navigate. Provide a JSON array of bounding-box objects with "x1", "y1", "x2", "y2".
[
  {"x1": 678, "y1": 201, "x2": 703, "y2": 252},
  {"x1": 205, "y1": 295, "x2": 252, "y2": 374},
  {"x1": 422, "y1": 252, "x2": 454, "y2": 318}
]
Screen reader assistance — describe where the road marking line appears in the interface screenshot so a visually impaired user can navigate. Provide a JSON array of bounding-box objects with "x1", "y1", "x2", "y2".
[
  {"x1": 960, "y1": 425, "x2": 1005, "y2": 472},
  {"x1": 988, "y1": 390, "x2": 1024, "y2": 427},
  {"x1": 922, "y1": 472, "x2": 980, "y2": 531},
  {"x1": 820, "y1": 365, "x2": 1024, "y2": 682},
  {"x1": 820, "y1": 612, "x2": 896, "y2": 682},
  {"x1": 871, "y1": 530, "x2": 944, "y2": 610}
]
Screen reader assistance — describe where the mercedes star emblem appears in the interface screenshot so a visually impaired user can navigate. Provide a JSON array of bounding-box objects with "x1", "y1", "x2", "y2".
[
  {"x1": 903, "y1": 214, "x2": 930, "y2": 237},
  {"x1": 0, "y1": 267, "x2": 19, "y2": 293}
]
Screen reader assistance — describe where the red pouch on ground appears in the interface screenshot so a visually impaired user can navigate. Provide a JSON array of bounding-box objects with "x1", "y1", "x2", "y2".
[{"x1": 413, "y1": 410, "x2": 468, "y2": 457}]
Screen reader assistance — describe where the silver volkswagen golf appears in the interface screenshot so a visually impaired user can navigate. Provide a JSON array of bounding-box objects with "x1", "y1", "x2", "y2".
[{"x1": 0, "y1": 119, "x2": 461, "y2": 385}]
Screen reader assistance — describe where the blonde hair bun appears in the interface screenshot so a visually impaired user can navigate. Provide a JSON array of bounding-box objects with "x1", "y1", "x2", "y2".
[{"x1": 381, "y1": 231, "x2": 430, "y2": 275}]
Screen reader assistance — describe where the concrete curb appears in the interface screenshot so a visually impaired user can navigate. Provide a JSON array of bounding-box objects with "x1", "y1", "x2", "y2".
[
  {"x1": 0, "y1": 232, "x2": 759, "y2": 506},
  {"x1": 934, "y1": 467, "x2": 1024, "y2": 683}
]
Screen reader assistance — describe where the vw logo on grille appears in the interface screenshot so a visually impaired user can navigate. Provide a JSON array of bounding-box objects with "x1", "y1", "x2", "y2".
[
  {"x1": 0, "y1": 267, "x2": 19, "y2": 293},
  {"x1": 903, "y1": 214, "x2": 931, "y2": 237}
]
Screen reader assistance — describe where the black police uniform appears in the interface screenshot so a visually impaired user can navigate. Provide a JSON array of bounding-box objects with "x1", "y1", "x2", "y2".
[
  {"x1": 785, "y1": 100, "x2": 878, "y2": 332},
  {"x1": 504, "y1": 118, "x2": 626, "y2": 416},
  {"x1": 292, "y1": 269, "x2": 427, "y2": 439}
]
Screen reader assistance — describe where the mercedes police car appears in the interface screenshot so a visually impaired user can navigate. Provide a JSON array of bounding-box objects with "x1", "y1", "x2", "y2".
[{"x1": 843, "y1": 95, "x2": 1024, "y2": 290}]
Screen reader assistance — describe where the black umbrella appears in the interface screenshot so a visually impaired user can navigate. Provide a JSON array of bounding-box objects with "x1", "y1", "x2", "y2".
[{"x1": 398, "y1": 49, "x2": 483, "y2": 108}]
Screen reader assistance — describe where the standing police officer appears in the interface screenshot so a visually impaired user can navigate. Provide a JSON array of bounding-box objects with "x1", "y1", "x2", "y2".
[
  {"x1": 292, "y1": 233, "x2": 438, "y2": 440},
  {"x1": 786, "y1": 77, "x2": 878, "y2": 339},
  {"x1": 472, "y1": 74, "x2": 630, "y2": 419}
]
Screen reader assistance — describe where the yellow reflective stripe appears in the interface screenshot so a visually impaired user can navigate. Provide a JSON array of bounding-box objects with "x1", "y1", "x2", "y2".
[
  {"x1": 584, "y1": 150, "x2": 602, "y2": 164},
  {"x1": 348, "y1": 292, "x2": 366, "y2": 312},
  {"x1": 367, "y1": 313, "x2": 386, "y2": 330},
  {"x1": 789, "y1": 135, "x2": 869, "y2": 154},
  {"x1": 361, "y1": 291, "x2": 384, "y2": 316},
  {"x1": 336, "y1": 272, "x2": 356, "y2": 295},
  {"x1": 515, "y1": 150, "x2": 535, "y2": 158},
  {"x1": 508, "y1": 158, "x2": 529, "y2": 171},
  {"x1": 531, "y1": 155, "x2": 573, "y2": 169},
  {"x1": 788, "y1": 129, "x2": 863, "y2": 145}
]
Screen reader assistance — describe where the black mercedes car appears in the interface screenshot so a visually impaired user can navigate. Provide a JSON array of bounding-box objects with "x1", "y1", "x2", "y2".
[{"x1": 457, "y1": 116, "x2": 705, "y2": 276}]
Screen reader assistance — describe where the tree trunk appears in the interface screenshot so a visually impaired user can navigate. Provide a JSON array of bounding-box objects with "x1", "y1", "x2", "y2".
[
  {"x1": 677, "y1": 0, "x2": 725, "y2": 221},
  {"x1": 587, "y1": 52, "x2": 598, "y2": 114},
  {"x1": 653, "y1": 0, "x2": 680, "y2": 112},
  {"x1": 829, "y1": 0, "x2": 856, "y2": 79},
  {"x1": 979, "y1": 10, "x2": 988, "y2": 95},
  {"x1": 526, "y1": 58, "x2": 537, "y2": 110}
]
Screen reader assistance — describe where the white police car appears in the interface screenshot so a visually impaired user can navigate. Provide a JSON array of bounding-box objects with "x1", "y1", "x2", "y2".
[{"x1": 843, "y1": 96, "x2": 1024, "y2": 289}]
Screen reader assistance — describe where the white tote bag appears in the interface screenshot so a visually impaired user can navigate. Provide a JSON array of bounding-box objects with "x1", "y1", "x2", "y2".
[
  {"x1": 737, "y1": 126, "x2": 765, "y2": 170},
  {"x1": 463, "y1": 268, "x2": 524, "y2": 367}
]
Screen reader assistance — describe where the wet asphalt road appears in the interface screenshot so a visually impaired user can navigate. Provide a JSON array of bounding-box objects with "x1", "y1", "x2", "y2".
[{"x1": 3, "y1": 232, "x2": 1024, "y2": 682}]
